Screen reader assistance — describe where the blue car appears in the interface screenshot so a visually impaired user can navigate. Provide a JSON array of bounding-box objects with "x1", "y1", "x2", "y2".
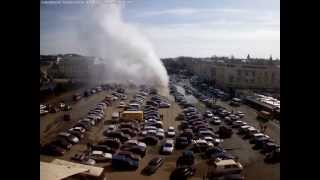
[{"x1": 111, "y1": 155, "x2": 139, "y2": 170}]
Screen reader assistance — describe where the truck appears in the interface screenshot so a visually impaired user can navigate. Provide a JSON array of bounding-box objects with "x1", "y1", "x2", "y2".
[{"x1": 120, "y1": 111, "x2": 144, "y2": 122}]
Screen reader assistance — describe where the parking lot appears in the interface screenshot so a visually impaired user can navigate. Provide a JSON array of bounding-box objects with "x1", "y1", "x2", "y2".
[{"x1": 40, "y1": 83, "x2": 279, "y2": 180}]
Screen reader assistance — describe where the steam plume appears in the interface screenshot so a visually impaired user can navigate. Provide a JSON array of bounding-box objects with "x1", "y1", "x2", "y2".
[{"x1": 78, "y1": 2, "x2": 169, "y2": 95}]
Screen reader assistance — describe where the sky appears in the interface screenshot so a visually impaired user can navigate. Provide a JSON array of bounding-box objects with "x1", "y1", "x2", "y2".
[{"x1": 40, "y1": 0, "x2": 280, "y2": 59}]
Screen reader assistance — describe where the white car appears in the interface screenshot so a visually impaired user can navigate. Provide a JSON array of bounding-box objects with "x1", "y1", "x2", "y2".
[
  {"x1": 161, "y1": 139, "x2": 174, "y2": 154},
  {"x1": 125, "y1": 139, "x2": 147, "y2": 148},
  {"x1": 40, "y1": 104, "x2": 47, "y2": 110},
  {"x1": 70, "y1": 126, "x2": 86, "y2": 133},
  {"x1": 204, "y1": 136, "x2": 224, "y2": 145},
  {"x1": 58, "y1": 132, "x2": 79, "y2": 144},
  {"x1": 144, "y1": 126, "x2": 158, "y2": 131},
  {"x1": 118, "y1": 102, "x2": 126, "y2": 108},
  {"x1": 40, "y1": 109, "x2": 48, "y2": 115},
  {"x1": 211, "y1": 116, "x2": 222, "y2": 125},
  {"x1": 142, "y1": 129, "x2": 157, "y2": 136},
  {"x1": 105, "y1": 125, "x2": 116, "y2": 133},
  {"x1": 167, "y1": 126, "x2": 176, "y2": 137},
  {"x1": 192, "y1": 139, "x2": 214, "y2": 148},
  {"x1": 205, "y1": 110, "x2": 213, "y2": 118},
  {"x1": 90, "y1": 150, "x2": 112, "y2": 161}
]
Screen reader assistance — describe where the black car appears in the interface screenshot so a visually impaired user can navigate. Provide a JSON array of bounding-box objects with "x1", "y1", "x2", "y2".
[
  {"x1": 51, "y1": 138, "x2": 72, "y2": 150},
  {"x1": 140, "y1": 136, "x2": 158, "y2": 145},
  {"x1": 92, "y1": 144, "x2": 116, "y2": 154},
  {"x1": 203, "y1": 147, "x2": 225, "y2": 159},
  {"x1": 141, "y1": 157, "x2": 164, "y2": 175},
  {"x1": 261, "y1": 143, "x2": 280, "y2": 154},
  {"x1": 253, "y1": 137, "x2": 274, "y2": 149},
  {"x1": 104, "y1": 131, "x2": 131, "y2": 142},
  {"x1": 68, "y1": 130, "x2": 84, "y2": 139},
  {"x1": 98, "y1": 138, "x2": 121, "y2": 149},
  {"x1": 170, "y1": 167, "x2": 196, "y2": 180},
  {"x1": 41, "y1": 144, "x2": 65, "y2": 156},
  {"x1": 175, "y1": 136, "x2": 191, "y2": 149},
  {"x1": 176, "y1": 151, "x2": 195, "y2": 167},
  {"x1": 265, "y1": 148, "x2": 280, "y2": 163},
  {"x1": 121, "y1": 145, "x2": 147, "y2": 157}
]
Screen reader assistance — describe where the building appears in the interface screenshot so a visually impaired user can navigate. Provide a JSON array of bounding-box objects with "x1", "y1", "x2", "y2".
[
  {"x1": 163, "y1": 56, "x2": 280, "y2": 91},
  {"x1": 47, "y1": 54, "x2": 95, "y2": 82}
]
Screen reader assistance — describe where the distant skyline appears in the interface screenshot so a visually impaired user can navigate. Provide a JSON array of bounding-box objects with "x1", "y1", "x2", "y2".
[{"x1": 41, "y1": 0, "x2": 280, "y2": 59}]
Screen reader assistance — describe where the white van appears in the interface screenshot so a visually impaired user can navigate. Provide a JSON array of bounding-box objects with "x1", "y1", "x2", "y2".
[
  {"x1": 212, "y1": 159, "x2": 243, "y2": 176},
  {"x1": 112, "y1": 112, "x2": 120, "y2": 122}
]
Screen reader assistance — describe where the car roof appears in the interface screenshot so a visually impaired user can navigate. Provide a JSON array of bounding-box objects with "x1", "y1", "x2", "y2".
[
  {"x1": 215, "y1": 159, "x2": 238, "y2": 166},
  {"x1": 165, "y1": 139, "x2": 174, "y2": 143}
]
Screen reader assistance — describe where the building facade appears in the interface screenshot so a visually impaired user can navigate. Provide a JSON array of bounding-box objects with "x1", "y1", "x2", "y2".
[{"x1": 164, "y1": 57, "x2": 280, "y2": 91}]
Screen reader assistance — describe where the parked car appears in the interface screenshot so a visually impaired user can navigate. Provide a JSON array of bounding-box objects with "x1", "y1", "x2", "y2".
[
  {"x1": 249, "y1": 133, "x2": 270, "y2": 143},
  {"x1": 51, "y1": 138, "x2": 72, "y2": 150},
  {"x1": 209, "y1": 159, "x2": 243, "y2": 176},
  {"x1": 89, "y1": 150, "x2": 112, "y2": 162},
  {"x1": 140, "y1": 136, "x2": 158, "y2": 145},
  {"x1": 231, "y1": 121, "x2": 247, "y2": 128},
  {"x1": 68, "y1": 130, "x2": 84, "y2": 139},
  {"x1": 192, "y1": 139, "x2": 214, "y2": 153},
  {"x1": 265, "y1": 148, "x2": 280, "y2": 163},
  {"x1": 112, "y1": 154, "x2": 139, "y2": 170},
  {"x1": 104, "y1": 131, "x2": 130, "y2": 142},
  {"x1": 210, "y1": 116, "x2": 222, "y2": 125},
  {"x1": 141, "y1": 157, "x2": 164, "y2": 175},
  {"x1": 41, "y1": 144, "x2": 65, "y2": 156},
  {"x1": 120, "y1": 128, "x2": 138, "y2": 137},
  {"x1": 160, "y1": 139, "x2": 175, "y2": 154},
  {"x1": 69, "y1": 126, "x2": 86, "y2": 133},
  {"x1": 204, "y1": 110, "x2": 213, "y2": 118},
  {"x1": 175, "y1": 136, "x2": 191, "y2": 149},
  {"x1": 159, "y1": 102, "x2": 171, "y2": 108},
  {"x1": 156, "y1": 129, "x2": 165, "y2": 139},
  {"x1": 92, "y1": 144, "x2": 116, "y2": 154},
  {"x1": 58, "y1": 132, "x2": 79, "y2": 144},
  {"x1": 237, "y1": 125, "x2": 251, "y2": 135},
  {"x1": 117, "y1": 151, "x2": 140, "y2": 162},
  {"x1": 121, "y1": 145, "x2": 146, "y2": 157},
  {"x1": 176, "y1": 150, "x2": 195, "y2": 167},
  {"x1": 253, "y1": 137, "x2": 274, "y2": 149},
  {"x1": 261, "y1": 142, "x2": 280, "y2": 154},
  {"x1": 167, "y1": 126, "x2": 176, "y2": 138},
  {"x1": 203, "y1": 147, "x2": 226, "y2": 159},
  {"x1": 170, "y1": 167, "x2": 196, "y2": 180},
  {"x1": 99, "y1": 138, "x2": 121, "y2": 149},
  {"x1": 71, "y1": 153, "x2": 96, "y2": 165},
  {"x1": 229, "y1": 98, "x2": 241, "y2": 107}
]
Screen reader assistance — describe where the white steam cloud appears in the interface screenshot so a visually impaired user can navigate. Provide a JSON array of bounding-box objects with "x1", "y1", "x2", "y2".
[{"x1": 78, "y1": 3, "x2": 169, "y2": 95}]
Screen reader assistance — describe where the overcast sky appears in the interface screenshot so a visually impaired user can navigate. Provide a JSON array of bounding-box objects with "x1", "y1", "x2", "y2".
[{"x1": 40, "y1": 0, "x2": 280, "y2": 59}]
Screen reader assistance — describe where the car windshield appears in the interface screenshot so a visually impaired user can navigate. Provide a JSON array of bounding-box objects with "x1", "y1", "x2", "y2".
[{"x1": 165, "y1": 143, "x2": 173, "y2": 147}]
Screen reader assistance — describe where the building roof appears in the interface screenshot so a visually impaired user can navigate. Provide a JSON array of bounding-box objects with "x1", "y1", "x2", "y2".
[
  {"x1": 40, "y1": 161, "x2": 88, "y2": 180},
  {"x1": 51, "y1": 159, "x2": 103, "y2": 177},
  {"x1": 123, "y1": 111, "x2": 143, "y2": 114}
]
